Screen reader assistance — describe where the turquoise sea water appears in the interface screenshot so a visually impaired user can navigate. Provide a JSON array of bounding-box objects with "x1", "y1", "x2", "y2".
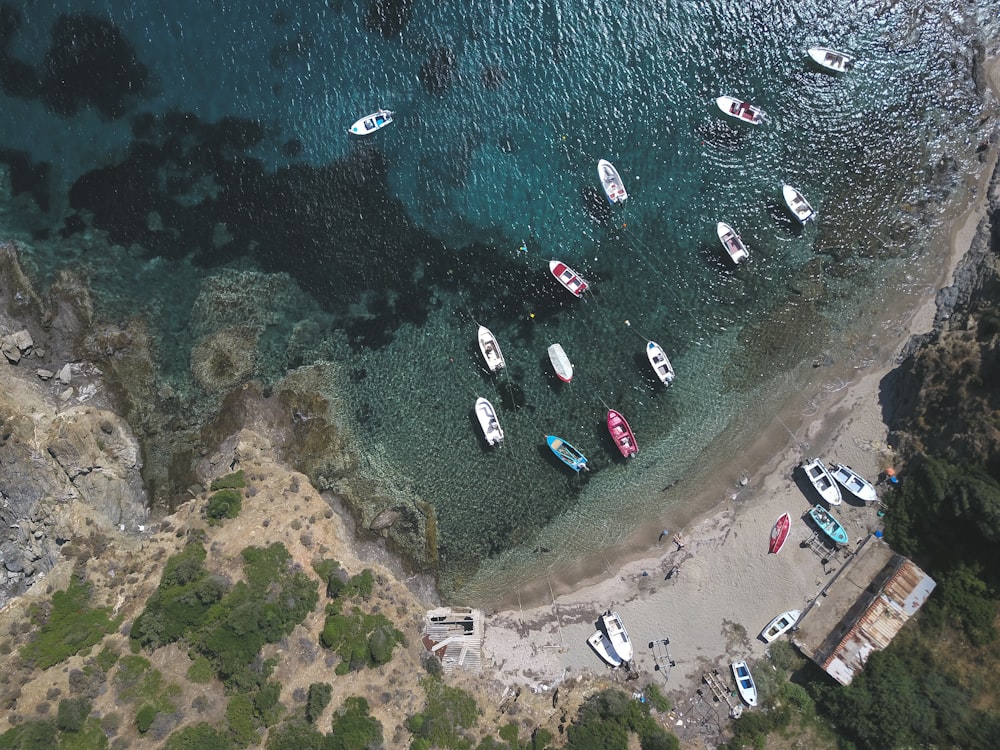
[{"x1": 1, "y1": 1, "x2": 997, "y2": 601}]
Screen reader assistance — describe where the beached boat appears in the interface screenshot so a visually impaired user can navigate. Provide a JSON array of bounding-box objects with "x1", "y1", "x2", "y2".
[
  {"x1": 646, "y1": 341, "x2": 676, "y2": 386},
  {"x1": 546, "y1": 435, "x2": 588, "y2": 473},
  {"x1": 716, "y1": 95, "x2": 767, "y2": 125},
  {"x1": 587, "y1": 630, "x2": 623, "y2": 667},
  {"x1": 830, "y1": 462, "x2": 878, "y2": 503},
  {"x1": 809, "y1": 504, "x2": 849, "y2": 545},
  {"x1": 731, "y1": 661, "x2": 758, "y2": 707},
  {"x1": 761, "y1": 610, "x2": 801, "y2": 643},
  {"x1": 549, "y1": 260, "x2": 589, "y2": 297},
  {"x1": 607, "y1": 409, "x2": 638, "y2": 458},
  {"x1": 801, "y1": 457, "x2": 842, "y2": 505},
  {"x1": 474, "y1": 397, "x2": 504, "y2": 446},
  {"x1": 477, "y1": 325, "x2": 506, "y2": 372},
  {"x1": 348, "y1": 108, "x2": 394, "y2": 136},
  {"x1": 601, "y1": 610, "x2": 634, "y2": 663},
  {"x1": 548, "y1": 343, "x2": 573, "y2": 383},
  {"x1": 717, "y1": 222, "x2": 749, "y2": 264},
  {"x1": 769, "y1": 512, "x2": 791, "y2": 554},
  {"x1": 808, "y1": 47, "x2": 854, "y2": 73},
  {"x1": 597, "y1": 159, "x2": 628, "y2": 204},
  {"x1": 783, "y1": 184, "x2": 816, "y2": 224}
]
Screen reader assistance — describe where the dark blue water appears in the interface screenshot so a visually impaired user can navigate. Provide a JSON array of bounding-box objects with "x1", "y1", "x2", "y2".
[{"x1": 0, "y1": 0, "x2": 996, "y2": 601}]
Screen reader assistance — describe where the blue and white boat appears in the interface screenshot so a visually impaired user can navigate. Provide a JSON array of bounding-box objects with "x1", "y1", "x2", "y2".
[
  {"x1": 546, "y1": 435, "x2": 588, "y2": 473},
  {"x1": 808, "y1": 504, "x2": 849, "y2": 546},
  {"x1": 348, "y1": 108, "x2": 394, "y2": 136}
]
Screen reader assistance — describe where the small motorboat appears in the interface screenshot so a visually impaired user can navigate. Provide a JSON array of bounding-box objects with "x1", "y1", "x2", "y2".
[
  {"x1": 769, "y1": 512, "x2": 791, "y2": 554},
  {"x1": 809, "y1": 504, "x2": 849, "y2": 546},
  {"x1": 549, "y1": 260, "x2": 589, "y2": 297},
  {"x1": 546, "y1": 435, "x2": 588, "y2": 473},
  {"x1": 646, "y1": 341, "x2": 676, "y2": 386},
  {"x1": 597, "y1": 159, "x2": 628, "y2": 204},
  {"x1": 808, "y1": 47, "x2": 854, "y2": 73},
  {"x1": 587, "y1": 630, "x2": 623, "y2": 667},
  {"x1": 601, "y1": 610, "x2": 633, "y2": 663},
  {"x1": 348, "y1": 108, "x2": 394, "y2": 136},
  {"x1": 716, "y1": 95, "x2": 767, "y2": 125},
  {"x1": 761, "y1": 610, "x2": 801, "y2": 644},
  {"x1": 474, "y1": 397, "x2": 504, "y2": 446},
  {"x1": 717, "y1": 222, "x2": 749, "y2": 264},
  {"x1": 548, "y1": 344, "x2": 573, "y2": 383},
  {"x1": 830, "y1": 462, "x2": 878, "y2": 503},
  {"x1": 606, "y1": 409, "x2": 638, "y2": 458},
  {"x1": 731, "y1": 661, "x2": 758, "y2": 707},
  {"x1": 801, "y1": 458, "x2": 842, "y2": 505},
  {"x1": 783, "y1": 184, "x2": 816, "y2": 224},
  {"x1": 478, "y1": 325, "x2": 506, "y2": 372}
]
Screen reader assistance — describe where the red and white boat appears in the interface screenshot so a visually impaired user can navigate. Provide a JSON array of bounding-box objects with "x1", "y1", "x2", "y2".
[
  {"x1": 549, "y1": 260, "x2": 589, "y2": 297},
  {"x1": 769, "y1": 512, "x2": 790, "y2": 554},
  {"x1": 606, "y1": 409, "x2": 637, "y2": 458},
  {"x1": 548, "y1": 343, "x2": 573, "y2": 383}
]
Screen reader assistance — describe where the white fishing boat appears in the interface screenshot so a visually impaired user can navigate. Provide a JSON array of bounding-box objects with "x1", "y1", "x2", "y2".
[
  {"x1": 830, "y1": 462, "x2": 878, "y2": 503},
  {"x1": 348, "y1": 108, "x2": 394, "y2": 136},
  {"x1": 783, "y1": 184, "x2": 816, "y2": 224},
  {"x1": 597, "y1": 159, "x2": 628, "y2": 204},
  {"x1": 601, "y1": 610, "x2": 633, "y2": 663},
  {"x1": 474, "y1": 397, "x2": 504, "y2": 446},
  {"x1": 760, "y1": 610, "x2": 801, "y2": 643},
  {"x1": 587, "y1": 630, "x2": 623, "y2": 667},
  {"x1": 477, "y1": 325, "x2": 505, "y2": 372},
  {"x1": 548, "y1": 343, "x2": 573, "y2": 383},
  {"x1": 716, "y1": 95, "x2": 767, "y2": 125},
  {"x1": 808, "y1": 47, "x2": 854, "y2": 73},
  {"x1": 731, "y1": 661, "x2": 758, "y2": 706},
  {"x1": 646, "y1": 341, "x2": 676, "y2": 386},
  {"x1": 717, "y1": 222, "x2": 749, "y2": 264},
  {"x1": 801, "y1": 457, "x2": 843, "y2": 505}
]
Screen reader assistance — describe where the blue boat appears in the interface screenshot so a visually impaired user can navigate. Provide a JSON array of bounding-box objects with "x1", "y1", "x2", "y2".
[
  {"x1": 546, "y1": 435, "x2": 588, "y2": 473},
  {"x1": 808, "y1": 504, "x2": 848, "y2": 545}
]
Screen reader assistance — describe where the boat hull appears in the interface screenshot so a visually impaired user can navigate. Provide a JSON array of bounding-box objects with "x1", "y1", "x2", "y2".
[
  {"x1": 717, "y1": 222, "x2": 749, "y2": 264},
  {"x1": 808, "y1": 47, "x2": 853, "y2": 73},
  {"x1": 587, "y1": 630, "x2": 623, "y2": 667},
  {"x1": 646, "y1": 341, "x2": 675, "y2": 386},
  {"x1": 761, "y1": 610, "x2": 801, "y2": 643},
  {"x1": 769, "y1": 512, "x2": 791, "y2": 554},
  {"x1": 477, "y1": 325, "x2": 505, "y2": 372},
  {"x1": 549, "y1": 260, "x2": 589, "y2": 297},
  {"x1": 802, "y1": 458, "x2": 842, "y2": 505},
  {"x1": 809, "y1": 504, "x2": 849, "y2": 545},
  {"x1": 597, "y1": 159, "x2": 627, "y2": 204},
  {"x1": 731, "y1": 661, "x2": 758, "y2": 707},
  {"x1": 474, "y1": 397, "x2": 503, "y2": 446},
  {"x1": 601, "y1": 610, "x2": 633, "y2": 663},
  {"x1": 548, "y1": 343, "x2": 573, "y2": 383},
  {"x1": 348, "y1": 109, "x2": 393, "y2": 135},
  {"x1": 716, "y1": 95, "x2": 766, "y2": 124},
  {"x1": 607, "y1": 409, "x2": 638, "y2": 458},
  {"x1": 830, "y1": 463, "x2": 878, "y2": 503},
  {"x1": 783, "y1": 184, "x2": 816, "y2": 223},
  {"x1": 546, "y1": 435, "x2": 588, "y2": 473}
]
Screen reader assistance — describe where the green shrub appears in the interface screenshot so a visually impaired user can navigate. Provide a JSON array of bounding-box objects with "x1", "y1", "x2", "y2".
[
  {"x1": 211, "y1": 471, "x2": 246, "y2": 491},
  {"x1": 206, "y1": 489, "x2": 243, "y2": 523},
  {"x1": 319, "y1": 602, "x2": 403, "y2": 673},
  {"x1": 0, "y1": 719, "x2": 58, "y2": 749},
  {"x1": 225, "y1": 694, "x2": 257, "y2": 748},
  {"x1": 56, "y1": 697, "x2": 92, "y2": 733},
  {"x1": 20, "y1": 572, "x2": 122, "y2": 670},
  {"x1": 305, "y1": 683, "x2": 332, "y2": 725},
  {"x1": 163, "y1": 723, "x2": 235, "y2": 750},
  {"x1": 262, "y1": 718, "x2": 327, "y2": 750},
  {"x1": 94, "y1": 647, "x2": 118, "y2": 673},
  {"x1": 328, "y1": 696, "x2": 382, "y2": 750},
  {"x1": 529, "y1": 727, "x2": 554, "y2": 750},
  {"x1": 406, "y1": 677, "x2": 478, "y2": 749},
  {"x1": 187, "y1": 656, "x2": 214, "y2": 683},
  {"x1": 644, "y1": 682, "x2": 670, "y2": 713},
  {"x1": 135, "y1": 704, "x2": 157, "y2": 734},
  {"x1": 58, "y1": 717, "x2": 110, "y2": 750},
  {"x1": 112, "y1": 655, "x2": 180, "y2": 714}
]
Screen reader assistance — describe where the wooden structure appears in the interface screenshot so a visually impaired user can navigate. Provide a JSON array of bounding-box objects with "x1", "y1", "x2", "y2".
[{"x1": 422, "y1": 607, "x2": 485, "y2": 674}]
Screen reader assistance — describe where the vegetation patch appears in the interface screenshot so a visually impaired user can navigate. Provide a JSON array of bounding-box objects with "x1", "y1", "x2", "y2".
[
  {"x1": 318, "y1": 601, "x2": 404, "y2": 675},
  {"x1": 564, "y1": 688, "x2": 678, "y2": 750},
  {"x1": 405, "y1": 676, "x2": 479, "y2": 749},
  {"x1": 210, "y1": 471, "x2": 246, "y2": 491},
  {"x1": 205, "y1": 488, "x2": 243, "y2": 524},
  {"x1": 20, "y1": 570, "x2": 123, "y2": 670}
]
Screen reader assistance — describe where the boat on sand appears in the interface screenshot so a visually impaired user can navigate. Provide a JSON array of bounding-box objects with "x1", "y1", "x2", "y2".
[
  {"x1": 597, "y1": 159, "x2": 628, "y2": 204},
  {"x1": 808, "y1": 47, "x2": 854, "y2": 73},
  {"x1": 717, "y1": 222, "x2": 749, "y2": 264},
  {"x1": 548, "y1": 344, "x2": 573, "y2": 383},
  {"x1": 731, "y1": 661, "x2": 758, "y2": 706},
  {"x1": 761, "y1": 610, "x2": 801, "y2": 643},
  {"x1": 601, "y1": 610, "x2": 633, "y2": 663},
  {"x1": 646, "y1": 341, "x2": 676, "y2": 386},
  {"x1": 769, "y1": 512, "x2": 791, "y2": 554},
  {"x1": 546, "y1": 435, "x2": 588, "y2": 473},
  {"x1": 830, "y1": 462, "x2": 878, "y2": 503},
  {"x1": 607, "y1": 409, "x2": 638, "y2": 458},
  {"x1": 801, "y1": 457, "x2": 842, "y2": 505},
  {"x1": 809, "y1": 504, "x2": 849, "y2": 545},
  {"x1": 587, "y1": 630, "x2": 623, "y2": 667},
  {"x1": 549, "y1": 260, "x2": 589, "y2": 297},
  {"x1": 474, "y1": 397, "x2": 503, "y2": 446},
  {"x1": 477, "y1": 325, "x2": 505, "y2": 372},
  {"x1": 716, "y1": 95, "x2": 767, "y2": 125}
]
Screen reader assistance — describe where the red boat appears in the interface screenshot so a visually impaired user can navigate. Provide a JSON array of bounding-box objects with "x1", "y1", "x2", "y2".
[
  {"x1": 549, "y1": 259, "x2": 589, "y2": 297},
  {"x1": 769, "y1": 512, "x2": 790, "y2": 554},
  {"x1": 606, "y1": 409, "x2": 638, "y2": 458}
]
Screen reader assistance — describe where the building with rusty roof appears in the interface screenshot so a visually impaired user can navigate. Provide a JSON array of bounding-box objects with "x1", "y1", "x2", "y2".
[{"x1": 791, "y1": 534, "x2": 936, "y2": 685}]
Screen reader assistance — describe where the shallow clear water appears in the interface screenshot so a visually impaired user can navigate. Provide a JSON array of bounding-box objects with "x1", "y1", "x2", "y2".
[{"x1": 1, "y1": 0, "x2": 997, "y2": 601}]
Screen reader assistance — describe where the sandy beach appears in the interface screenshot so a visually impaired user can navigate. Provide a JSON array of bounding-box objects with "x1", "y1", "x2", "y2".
[{"x1": 480, "y1": 64, "x2": 1000, "y2": 740}]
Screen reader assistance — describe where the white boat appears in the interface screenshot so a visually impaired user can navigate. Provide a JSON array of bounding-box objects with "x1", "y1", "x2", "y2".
[
  {"x1": 549, "y1": 260, "x2": 590, "y2": 297},
  {"x1": 348, "y1": 109, "x2": 394, "y2": 136},
  {"x1": 474, "y1": 397, "x2": 504, "y2": 446},
  {"x1": 547, "y1": 343, "x2": 573, "y2": 383},
  {"x1": 597, "y1": 159, "x2": 627, "y2": 204},
  {"x1": 761, "y1": 610, "x2": 801, "y2": 643},
  {"x1": 717, "y1": 222, "x2": 749, "y2": 264},
  {"x1": 601, "y1": 610, "x2": 633, "y2": 663},
  {"x1": 830, "y1": 462, "x2": 878, "y2": 503},
  {"x1": 801, "y1": 457, "x2": 842, "y2": 505},
  {"x1": 716, "y1": 95, "x2": 767, "y2": 125},
  {"x1": 731, "y1": 661, "x2": 758, "y2": 707},
  {"x1": 783, "y1": 184, "x2": 816, "y2": 224},
  {"x1": 477, "y1": 325, "x2": 505, "y2": 372},
  {"x1": 646, "y1": 341, "x2": 675, "y2": 386},
  {"x1": 587, "y1": 630, "x2": 623, "y2": 668},
  {"x1": 808, "y1": 47, "x2": 854, "y2": 73}
]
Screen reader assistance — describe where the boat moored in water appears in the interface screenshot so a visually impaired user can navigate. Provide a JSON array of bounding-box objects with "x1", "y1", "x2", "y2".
[
  {"x1": 348, "y1": 108, "x2": 394, "y2": 135},
  {"x1": 597, "y1": 159, "x2": 628, "y2": 204},
  {"x1": 783, "y1": 184, "x2": 816, "y2": 224},
  {"x1": 716, "y1": 95, "x2": 767, "y2": 124},
  {"x1": 808, "y1": 47, "x2": 854, "y2": 73},
  {"x1": 646, "y1": 341, "x2": 676, "y2": 386},
  {"x1": 607, "y1": 409, "x2": 638, "y2": 458},
  {"x1": 548, "y1": 343, "x2": 573, "y2": 383},
  {"x1": 717, "y1": 222, "x2": 749, "y2": 264},
  {"x1": 478, "y1": 325, "x2": 506, "y2": 372},
  {"x1": 549, "y1": 260, "x2": 589, "y2": 297},
  {"x1": 546, "y1": 435, "x2": 588, "y2": 473},
  {"x1": 474, "y1": 397, "x2": 504, "y2": 446}
]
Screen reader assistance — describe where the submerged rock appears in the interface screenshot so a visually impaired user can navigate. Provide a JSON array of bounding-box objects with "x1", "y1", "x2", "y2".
[{"x1": 420, "y1": 47, "x2": 457, "y2": 95}]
